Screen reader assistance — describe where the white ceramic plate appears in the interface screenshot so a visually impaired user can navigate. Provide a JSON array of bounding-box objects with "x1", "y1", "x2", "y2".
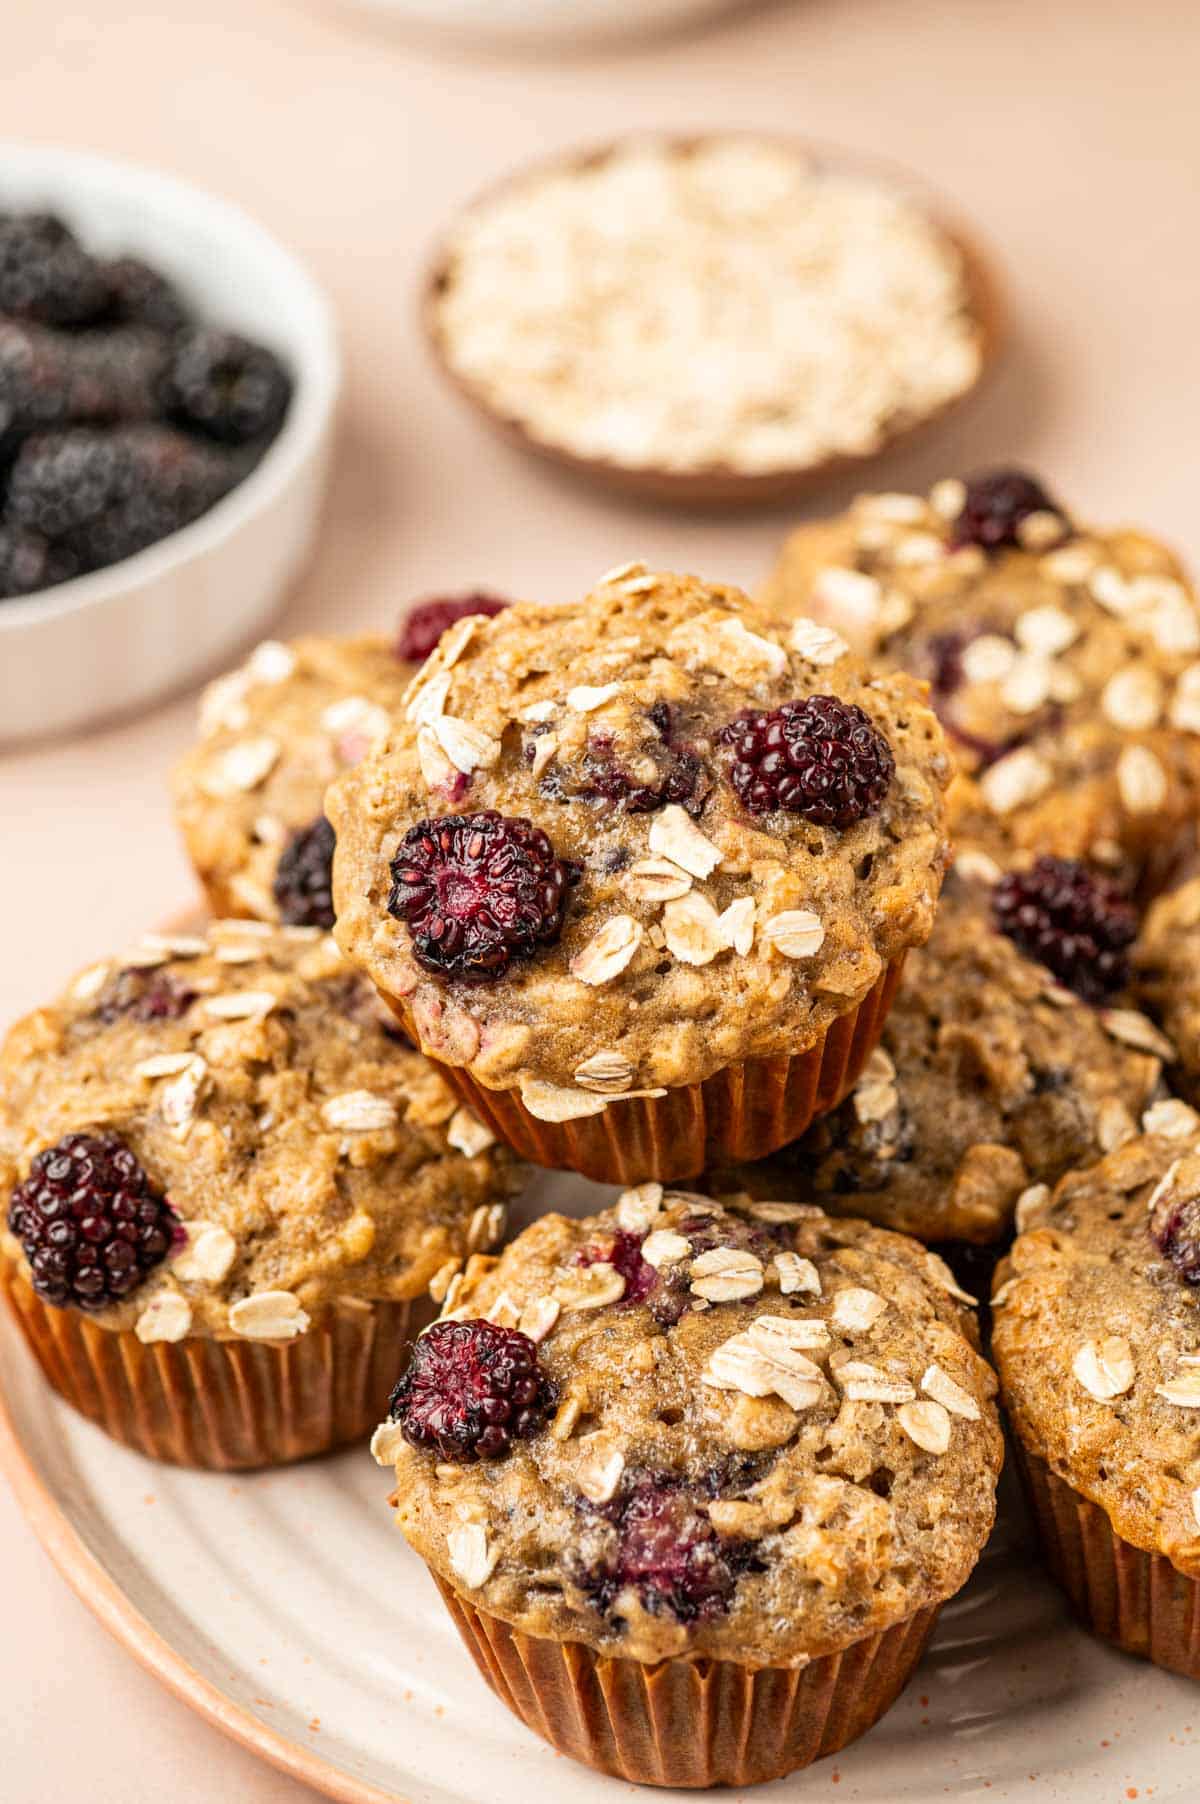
[
  {"x1": 337, "y1": 0, "x2": 753, "y2": 50},
  {"x1": 0, "y1": 1162, "x2": 1192, "y2": 1803}
]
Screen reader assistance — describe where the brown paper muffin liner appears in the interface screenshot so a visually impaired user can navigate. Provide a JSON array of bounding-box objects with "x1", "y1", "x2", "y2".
[
  {"x1": 435, "y1": 1576, "x2": 938, "y2": 1788},
  {"x1": 1015, "y1": 1441, "x2": 1200, "y2": 1678},
  {"x1": 0, "y1": 1258, "x2": 430, "y2": 1470},
  {"x1": 392, "y1": 956, "x2": 903, "y2": 1186}
]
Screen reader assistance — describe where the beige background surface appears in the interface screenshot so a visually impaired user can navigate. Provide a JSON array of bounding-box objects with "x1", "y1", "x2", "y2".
[{"x1": 1, "y1": 0, "x2": 1198, "y2": 1797}]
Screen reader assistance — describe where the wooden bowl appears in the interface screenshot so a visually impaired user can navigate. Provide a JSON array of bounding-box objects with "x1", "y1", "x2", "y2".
[{"x1": 422, "y1": 133, "x2": 1007, "y2": 512}]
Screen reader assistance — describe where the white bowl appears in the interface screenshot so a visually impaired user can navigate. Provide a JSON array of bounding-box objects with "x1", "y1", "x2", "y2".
[
  {"x1": 340, "y1": 0, "x2": 751, "y2": 48},
  {"x1": 0, "y1": 144, "x2": 340, "y2": 744}
]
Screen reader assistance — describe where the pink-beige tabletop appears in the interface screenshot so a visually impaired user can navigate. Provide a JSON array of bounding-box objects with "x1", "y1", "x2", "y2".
[{"x1": 2, "y1": 0, "x2": 1199, "y2": 1797}]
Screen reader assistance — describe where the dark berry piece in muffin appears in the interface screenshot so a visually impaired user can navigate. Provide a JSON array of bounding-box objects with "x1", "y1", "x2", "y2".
[
  {"x1": 1149, "y1": 1179, "x2": 1200, "y2": 1286},
  {"x1": 163, "y1": 328, "x2": 292, "y2": 444},
  {"x1": 101, "y1": 256, "x2": 191, "y2": 334},
  {"x1": 8, "y1": 1131, "x2": 179, "y2": 1310},
  {"x1": 579, "y1": 1469, "x2": 756, "y2": 1623},
  {"x1": 575, "y1": 1228, "x2": 659, "y2": 1305},
  {"x1": 388, "y1": 811, "x2": 578, "y2": 981},
  {"x1": 396, "y1": 593, "x2": 509, "y2": 664},
  {"x1": 951, "y1": 469, "x2": 1065, "y2": 552},
  {"x1": 992, "y1": 857, "x2": 1136, "y2": 1003},
  {"x1": 0, "y1": 212, "x2": 109, "y2": 327},
  {"x1": 389, "y1": 1318, "x2": 557, "y2": 1461},
  {"x1": 272, "y1": 816, "x2": 336, "y2": 930},
  {"x1": 720, "y1": 694, "x2": 894, "y2": 826},
  {"x1": 7, "y1": 425, "x2": 239, "y2": 569},
  {"x1": 93, "y1": 968, "x2": 197, "y2": 1025}
]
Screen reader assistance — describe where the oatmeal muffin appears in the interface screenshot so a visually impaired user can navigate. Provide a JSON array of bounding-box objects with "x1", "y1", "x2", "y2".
[
  {"x1": 762, "y1": 471, "x2": 1200, "y2": 883},
  {"x1": 0, "y1": 921, "x2": 514, "y2": 1468},
  {"x1": 1136, "y1": 873, "x2": 1200, "y2": 1101},
  {"x1": 375, "y1": 1189, "x2": 1002, "y2": 1786},
  {"x1": 992, "y1": 1113, "x2": 1200, "y2": 1676},
  {"x1": 328, "y1": 565, "x2": 952, "y2": 1184},
  {"x1": 171, "y1": 596, "x2": 507, "y2": 926},
  {"x1": 713, "y1": 859, "x2": 1165, "y2": 1245}
]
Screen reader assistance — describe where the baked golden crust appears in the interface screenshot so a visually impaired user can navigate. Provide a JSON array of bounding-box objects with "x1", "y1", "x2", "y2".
[
  {"x1": 1136, "y1": 874, "x2": 1200, "y2": 1100},
  {"x1": 714, "y1": 873, "x2": 1164, "y2": 1244},
  {"x1": 0, "y1": 923, "x2": 515, "y2": 1341},
  {"x1": 762, "y1": 487, "x2": 1200, "y2": 878},
  {"x1": 993, "y1": 1122, "x2": 1200, "y2": 1577},
  {"x1": 329, "y1": 567, "x2": 952, "y2": 1102},
  {"x1": 383, "y1": 1192, "x2": 1001, "y2": 1668},
  {"x1": 171, "y1": 635, "x2": 414, "y2": 920}
]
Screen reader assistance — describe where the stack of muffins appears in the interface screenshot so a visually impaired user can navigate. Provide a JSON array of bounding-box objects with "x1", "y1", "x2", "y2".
[{"x1": 6, "y1": 471, "x2": 1200, "y2": 1789}]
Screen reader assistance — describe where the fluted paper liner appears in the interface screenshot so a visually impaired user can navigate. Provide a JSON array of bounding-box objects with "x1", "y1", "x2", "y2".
[
  {"x1": 389, "y1": 957, "x2": 903, "y2": 1186},
  {"x1": 1016, "y1": 1442, "x2": 1200, "y2": 1678},
  {"x1": 435, "y1": 1576, "x2": 938, "y2": 1789},
  {"x1": 0, "y1": 1258, "x2": 430, "y2": 1469}
]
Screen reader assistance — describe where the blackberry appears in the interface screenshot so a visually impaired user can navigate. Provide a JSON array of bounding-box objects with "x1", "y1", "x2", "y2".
[
  {"x1": 163, "y1": 328, "x2": 292, "y2": 444},
  {"x1": 951, "y1": 469, "x2": 1065, "y2": 552},
  {"x1": 93, "y1": 968, "x2": 196, "y2": 1025},
  {"x1": 395, "y1": 593, "x2": 508, "y2": 664},
  {"x1": 101, "y1": 256, "x2": 190, "y2": 334},
  {"x1": 0, "y1": 212, "x2": 109, "y2": 327},
  {"x1": 992, "y1": 857, "x2": 1136, "y2": 1002},
  {"x1": 387, "y1": 811, "x2": 578, "y2": 982},
  {"x1": 8, "y1": 1131, "x2": 178, "y2": 1311},
  {"x1": 1149, "y1": 1180, "x2": 1200, "y2": 1286},
  {"x1": 720, "y1": 694, "x2": 894, "y2": 826},
  {"x1": 388, "y1": 1318, "x2": 556, "y2": 1461},
  {"x1": 0, "y1": 320, "x2": 168, "y2": 439},
  {"x1": 575, "y1": 735, "x2": 708, "y2": 817},
  {"x1": 579, "y1": 1470, "x2": 756, "y2": 1623},
  {"x1": 272, "y1": 816, "x2": 336, "y2": 930},
  {"x1": 575, "y1": 1229, "x2": 659, "y2": 1305},
  {"x1": 7, "y1": 426, "x2": 239, "y2": 570},
  {"x1": 0, "y1": 525, "x2": 77, "y2": 600}
]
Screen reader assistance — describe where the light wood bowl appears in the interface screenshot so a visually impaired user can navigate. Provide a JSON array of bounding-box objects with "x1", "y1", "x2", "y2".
[{"x1": 423, "y1": 132, "x2": 1007, "y2": 512}]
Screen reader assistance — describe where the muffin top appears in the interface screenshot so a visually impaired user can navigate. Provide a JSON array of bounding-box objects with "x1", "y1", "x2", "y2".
[
  {"x1": 0, "y1": 923, "x2": 513, "y2": 1343},
  {"x1": 378, "y1": 1190, "x2": 1001, "y2": 1667},
  {"x1": 171, "y1": 634, "x2": 414, "y2": 925},
  {"x1": 328, "y1": 567, "x2": 951, "y2": 1103},
  {"x1": 761, "y1": 473, "x2": 1200, "y2": 876},
  {"x1": 1136, "y1": 873, "x2": 1200, "y2": 1101},
  {"x1": 993, "y1": 1115, "x2": 1200, "y2": 1575},
  {"x1": 712, "y1": 865, "x2": 1166, "y2": 1245}
]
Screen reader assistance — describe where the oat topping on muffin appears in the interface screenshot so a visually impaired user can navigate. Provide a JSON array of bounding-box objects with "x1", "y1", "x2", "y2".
[
  {"x1": 379, "y1": 1193, "x2": 1001, "y2": 1666},
  {"x1": 0, "y1": 923, "x2": 514, "y2": 1339},
  {"x1": 993, "y1": 1122, "x2": 1200, "y2": 1576},
  {"x1": 711, "y1": 873, "x2": 1164, "y2": 1245},
  {"x1": 761, "y1": 479, "x2": 1200, "y2": 876},
  {"x1": 329, "y1": 567, "x2": 952, "y2": 1104}
]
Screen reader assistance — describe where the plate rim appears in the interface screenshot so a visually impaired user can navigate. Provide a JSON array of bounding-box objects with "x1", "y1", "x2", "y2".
[{"x1": 0, "y1": 1344, "x2": 405, "y2": 1804}]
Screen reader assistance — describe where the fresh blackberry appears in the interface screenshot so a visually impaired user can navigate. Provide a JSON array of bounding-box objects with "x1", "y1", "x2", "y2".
[
  {"x1": 388, "y1": 811, "x2": 578, "y2": 982},
  {"x1": 388, "y1": 1318, "x2": 557, "y2": 1462},
  {"x1": 272, "y1": 816, "x2": 336, "y2": 930},
  {"x1": 720, "y1": 694, "x2": 894, "y2": 826},
  {"x1": 93, "y1": 968, "x2": 196, "y2": 1025},
  {"x1": 0, "y1": 212, "x2": 109, "y2": 327},
  {"x1": 992, "y1": 857, "x2": 1136, "y2": 1002},
  {"x1": 163, "y1": 328, "x2": 292, "y2": 444},
  {"x1": 574, "y1": 1229, "x2": 659, "y2": 1305},
  {"x1": 578, "y1": 1470, "x2": 756, "y2": 1623},
  {"x1": 0, "y1": 525, "x2": 77, "y2": 599},
  {"x1": 951, "y1": 469, "x2": 1065, "y2": 552},
  {"x1": 1149, "y1": 1179, "x2": 1200, "y2": 1285},
  {"x1": 7, "y1": 426, "x2": 240, "y2": 569},
  {"x1": 8, "y1": 1131, "x2": 178, "y2": 1311},
  {"x1": 395, "y1": 593, "x2": 508, "y2": 664},
  {"x1": 101, "y1": 256, "x2": 190, "y2": 334},
  {"x1": 0, "y1": 320, "x2": 169, "y2": 438}
]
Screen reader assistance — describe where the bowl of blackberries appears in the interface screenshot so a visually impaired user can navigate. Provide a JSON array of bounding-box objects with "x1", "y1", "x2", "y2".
[{"x1": 0, "y1": 146, "x2": 339, "y2": 742}]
